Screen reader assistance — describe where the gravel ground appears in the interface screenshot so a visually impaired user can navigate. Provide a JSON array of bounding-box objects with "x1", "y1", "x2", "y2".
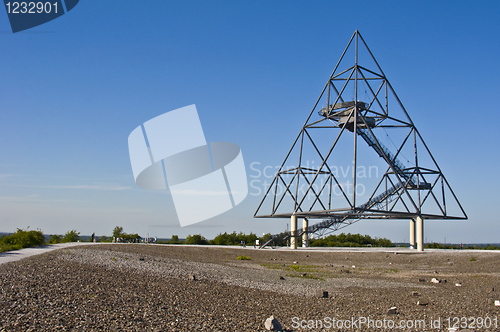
[{"x1": 1, "y1": 244, "x2": 500, "y2": 331}]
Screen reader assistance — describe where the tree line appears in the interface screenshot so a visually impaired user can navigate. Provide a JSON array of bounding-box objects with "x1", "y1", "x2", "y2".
[
  {"x1": 6, "y1": 226, "x2": 498, "y2": 252},
  {"x1": 0, "y1": 227, "x2": 395, "y2": 251},
  {"x1": 163, "y1": 231, "x2": 395, "y2": 248}
]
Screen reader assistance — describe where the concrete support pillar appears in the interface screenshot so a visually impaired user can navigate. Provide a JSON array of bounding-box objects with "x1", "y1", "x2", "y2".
[
  {"x1": 417, "y1": 216, "x2": 424, "y2": 252},
  {"x1": 410, "y1": 219, "x2": 416, "y2": 249},
  {"x1": 302, "y1": 218, "x2": 308, "y2": 248},
  {"x1": 290, "y1": 215, "x2": 297, "y2": 249}
]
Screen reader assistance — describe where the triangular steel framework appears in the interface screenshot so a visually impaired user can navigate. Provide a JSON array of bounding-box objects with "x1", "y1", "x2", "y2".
[{"x1": 254, "y1": 31, "x2": 467, "y2": 236}]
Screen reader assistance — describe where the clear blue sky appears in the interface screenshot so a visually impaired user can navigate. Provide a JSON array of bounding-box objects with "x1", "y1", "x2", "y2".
[{"x1": 0, "y1": 1, "x2": 498, "y2": 242}]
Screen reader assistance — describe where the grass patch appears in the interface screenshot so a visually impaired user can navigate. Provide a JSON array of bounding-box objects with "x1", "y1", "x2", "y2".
[
  {"x1": 260, "y1": 263, "x2": 282, "y2": 269},
  {"x1": 262, "y1": 263, "x2": 323, "y2": 273},
  {"x1": 470, "y1": 257, "x2": 477, "y2": 262},
  {"x1": 286, "y1": 273, "x2": 325, "y2": 280},
  {"x1": 237, "y1": 255, "x2": 251, "y2": 260},
  {"x1": 289, "y1": 264, "x2": 321, "y2": 273}
]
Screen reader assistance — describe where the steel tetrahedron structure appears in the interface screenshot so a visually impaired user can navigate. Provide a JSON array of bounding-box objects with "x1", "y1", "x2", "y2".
[{"x1": 254, "y1": 31, "x2": 467, "y2": 250}]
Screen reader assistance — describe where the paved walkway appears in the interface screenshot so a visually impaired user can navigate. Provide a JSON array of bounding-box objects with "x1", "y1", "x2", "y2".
[{"x1": 0, "y1": 242, "x2": 96, "y2": 265}]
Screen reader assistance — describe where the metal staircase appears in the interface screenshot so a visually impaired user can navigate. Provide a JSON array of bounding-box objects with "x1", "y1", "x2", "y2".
[
  {"x1": 259, "y1": 127, "x2": 413, "y2": 249},
  {"x1": 357, "y1": 128, "x2": 414, "y2": 187}
]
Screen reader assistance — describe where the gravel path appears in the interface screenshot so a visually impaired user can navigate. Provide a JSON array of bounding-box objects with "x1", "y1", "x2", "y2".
[
  {"x1": 56, "y1": 246, "x2": 414, "y2": 297},
  {"x1": 1, "y1": 244, "x2": 500, "y2": 331}
]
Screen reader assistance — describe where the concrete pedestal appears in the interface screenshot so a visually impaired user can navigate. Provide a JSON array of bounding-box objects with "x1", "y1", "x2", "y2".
[
  {"x1": 302, "y1": 218, "x2": 308, "y2": 248},
  {"x1": 410, "y1": 219, "x2": 416, "y2": 249},
  {"x1": 417, "y1": 216, "x2": 424, "y2": 252},
  {"x1": 290, "y1": 215, "x2": 297, "y2": 249}
]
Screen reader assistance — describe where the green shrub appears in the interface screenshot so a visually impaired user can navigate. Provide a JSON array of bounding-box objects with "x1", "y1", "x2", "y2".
[
  {"x1": 257, "y1": 232, "x2": 289, "y2": 247},
  {"x1": 308, "y1": 233, "x2": 394, "y2": 247},
  {"x1": 120, "y1": 233, "x2": 141, "y2": 242},
  {"x1": 110, "y1": 226, "x2": 141, "y2": 243},
  {"x1": 62, "y1": 230, "x2": 80, "y2": 243},
  {"x1": 425, "y1": 242, "x2": 462, "y2": 249},
  {"x1": 0, "y1": 228, "x2": 45, "y2": 252},
  {"x1": 185, "y1": 234, "x2": 208, "y2": 245},
  {"x1": 48, "y1": 234, "x2": 62, "y2": 244},
  {"x1": 211, "y1": 232, "x2": 258, "y2": 245},
  {"x1": 168, "y1": 235, "x2": 182, "y2": 244},
  {"x1": 112, "y1": 226, "x2": 124, "y2": 238},
  {"x1": 237, "y1": 255, "x2": 251, "y2": 260}
]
